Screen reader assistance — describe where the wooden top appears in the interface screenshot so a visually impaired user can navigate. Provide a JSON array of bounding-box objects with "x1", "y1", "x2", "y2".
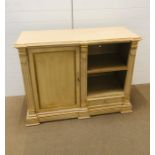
[{"x1": 15, "y1": 27, "x2": 141, "y2": 48}]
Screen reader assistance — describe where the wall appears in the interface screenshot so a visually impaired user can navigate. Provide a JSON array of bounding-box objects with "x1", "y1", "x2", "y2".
[{"x1": 6, "y1": 0, "x2": 150, "y2": 96}]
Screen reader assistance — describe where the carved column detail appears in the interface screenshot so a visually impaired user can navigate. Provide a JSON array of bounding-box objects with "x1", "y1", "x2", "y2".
[
  {"x1": 18, "y1": 48, "x2": 36, "y2": 115},
  {"x1": 80, "y1": 45, "x2": 88, "y2": 107},
  {"x1": 124, "y1": 41, "x2": 138, "y2": 99},
  {"x1": 79, "y1": 45, "x2": 90, "y2": 119}
]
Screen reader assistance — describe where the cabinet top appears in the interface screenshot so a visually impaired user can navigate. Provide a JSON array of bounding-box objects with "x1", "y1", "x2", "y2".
[{"x1": 15, "y1": 27, "x2": 141, "y2": 48}]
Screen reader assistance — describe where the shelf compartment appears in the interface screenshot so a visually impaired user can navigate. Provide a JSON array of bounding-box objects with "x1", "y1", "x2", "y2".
[
  {"x1": 88, "y1": 43, "x2": 131, "y2": 74},
  {"x1": 88, "y1": 53, "x2": 128, "y2": 74},
  {"x1": 87, "y1": 71, "x2": 126, "y2": 98}
]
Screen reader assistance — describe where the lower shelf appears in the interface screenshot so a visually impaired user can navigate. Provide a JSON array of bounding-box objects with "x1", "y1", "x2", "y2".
[{"x1": 87, "y1": 71, "x2": 126, "y2": 98}]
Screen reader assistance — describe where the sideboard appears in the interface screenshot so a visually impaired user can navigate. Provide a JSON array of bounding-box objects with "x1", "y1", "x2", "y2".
[{"x1": 15, "y1": 27, "x2": 141, "y2": 126}]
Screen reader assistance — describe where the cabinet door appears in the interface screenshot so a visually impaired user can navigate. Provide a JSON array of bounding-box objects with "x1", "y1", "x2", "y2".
[{"x1": 28, "y1": 47, "x2": 80, "y2": 111}]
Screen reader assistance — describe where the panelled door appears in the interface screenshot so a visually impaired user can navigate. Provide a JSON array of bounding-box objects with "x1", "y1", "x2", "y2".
[{"x1": 28, "y1": 46, "x2": 80, "y2": 112}]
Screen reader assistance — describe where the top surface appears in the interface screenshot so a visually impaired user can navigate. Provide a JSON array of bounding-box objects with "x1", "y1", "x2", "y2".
[{"x1": 15, "y1": 27, "x2": 141, "y2": 48}]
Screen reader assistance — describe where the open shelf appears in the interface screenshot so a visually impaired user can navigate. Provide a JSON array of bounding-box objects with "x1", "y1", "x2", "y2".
[
  {"x1": 88, "y1": 53, "x2": 127, "y2": 74},
  {"x1": 88, "y1": 43, "x2": 130, "y2": 74},
  {"x1": 87, "y1": 71, "x2": 126, "y2": 98}
]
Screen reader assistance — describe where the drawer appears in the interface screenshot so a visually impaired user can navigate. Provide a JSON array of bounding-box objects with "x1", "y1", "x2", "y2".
[{"x1": 87, "y1": 97, "x2": 124, "y2": 106}]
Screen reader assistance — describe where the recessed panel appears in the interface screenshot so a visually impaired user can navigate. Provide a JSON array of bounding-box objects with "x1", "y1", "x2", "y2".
[{"x1": 34, "y1": 50, "x2": 76, "y2": 109}]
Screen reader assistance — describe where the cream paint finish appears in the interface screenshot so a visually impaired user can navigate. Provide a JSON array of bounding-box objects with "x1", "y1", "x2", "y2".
[
  {"x1": 16, "y1": 27, "x2": 140, "y2": 125},
  {"x1": 29, "y1": 47, "x2": 80, "y2": 110},
  {"x1": 15, "y1": 27, "x2": 140, "y2": 48}
]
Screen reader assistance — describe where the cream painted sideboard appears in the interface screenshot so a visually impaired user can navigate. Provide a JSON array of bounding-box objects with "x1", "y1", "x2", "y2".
[{"x1": 15, "y1": 27, "x2": 141, "y2": 126}]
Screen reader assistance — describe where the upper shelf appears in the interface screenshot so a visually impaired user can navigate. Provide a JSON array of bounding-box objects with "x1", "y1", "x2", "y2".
[
  {"x1": 15, "y1": 27, "x2": 141, "y2": 48},
  {"x1": 87, "y1": 42, "x2": 130, "y2": 74}
]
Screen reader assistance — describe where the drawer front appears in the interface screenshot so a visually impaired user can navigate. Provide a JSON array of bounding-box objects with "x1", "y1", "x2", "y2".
[
  {"x1": 87, "y1": 96, "x2": 124, "y2": 106},
  {"x1": 28, "y1": 46, "x2": 80, "y2": 111}
]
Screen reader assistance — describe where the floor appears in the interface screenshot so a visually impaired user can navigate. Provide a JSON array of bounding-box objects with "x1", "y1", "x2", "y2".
[{"x1": 6, "y1": 84, "x2": 150, "y2": 155}]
